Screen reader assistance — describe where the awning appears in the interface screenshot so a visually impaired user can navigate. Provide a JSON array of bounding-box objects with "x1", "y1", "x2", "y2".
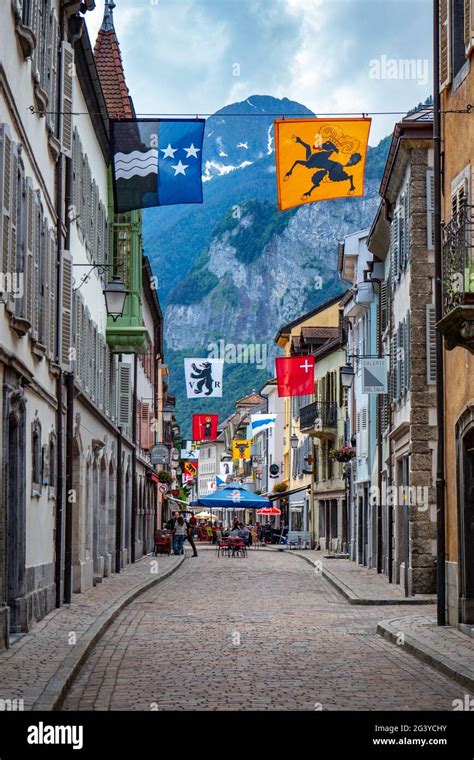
[{"x1": 267, "y1": 484, "x2": 311, "y2": 501}]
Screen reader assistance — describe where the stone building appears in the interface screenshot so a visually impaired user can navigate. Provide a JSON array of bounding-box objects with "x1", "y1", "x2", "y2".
[
  {"x1": 367, "y1": 106, "x2": 437, "y2": 595},
  {"x1": 437, "y1": 0, "x2": 474, "y2": 629}
]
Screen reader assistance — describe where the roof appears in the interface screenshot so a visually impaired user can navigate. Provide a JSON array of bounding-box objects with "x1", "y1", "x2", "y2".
[
  {"x1": 300, "y1": 326, "x2": 339, "y2": 340},
  {"x1": 379, "y1": 106, "x2": 433, "y2": 198},
  {"x1": 93, "y1": 1, "x2": 133, "y2": 118},
  {"x1": 273, "y1": 293, "x2": 345, "y2": 344},
  {"x1": 235, "y1": 392, "x2": 266, "y2": 406}
]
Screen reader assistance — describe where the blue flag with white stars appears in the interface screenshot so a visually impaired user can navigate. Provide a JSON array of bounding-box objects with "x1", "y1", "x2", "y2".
[{"x1": 111, "y1": 119, "x2": 205, "y2": 214}]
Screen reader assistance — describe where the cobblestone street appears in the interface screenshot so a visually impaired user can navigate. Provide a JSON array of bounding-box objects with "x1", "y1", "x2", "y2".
[{"x1": 61, "y1": 549, "x2": 471, "y2": 711}]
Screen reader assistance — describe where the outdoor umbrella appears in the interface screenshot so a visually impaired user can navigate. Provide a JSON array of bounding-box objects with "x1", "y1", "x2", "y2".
[
  {"x1": 190, "y1": 482, "x2": 271, "y2": 509},
  {"x1": 256, "y1": 506, "x2": 281, "y2": 515},
  {"x1": 193, "y1": 511, "x2": 221, "y2": 521}
]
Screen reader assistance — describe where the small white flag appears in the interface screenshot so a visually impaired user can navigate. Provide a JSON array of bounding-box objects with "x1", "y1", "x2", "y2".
[
  {"x1": 184, "y1": 358, "x2": 224, "y2": 398},
  {"x1": 251, "y1": 413, "x2": 277, "y2": 434}
]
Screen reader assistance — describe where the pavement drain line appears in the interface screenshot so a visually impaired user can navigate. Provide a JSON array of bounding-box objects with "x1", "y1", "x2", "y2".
[
  {"x1": 377, "y1": 620, "x2": 474, "y2": 692},
  {"x1": 32, "y1": 555, "x2": 185, "y2": 712}
]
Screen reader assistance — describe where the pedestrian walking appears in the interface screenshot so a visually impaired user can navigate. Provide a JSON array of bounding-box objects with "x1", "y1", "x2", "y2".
[{"x1": 173, "y1": 516, "x2": 187, "y2": 555}]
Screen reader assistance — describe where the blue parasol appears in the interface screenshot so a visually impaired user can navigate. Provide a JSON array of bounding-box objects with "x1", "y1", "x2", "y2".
[{"x1": 190, "y1": 482, "x2": 271, "y2": 509}]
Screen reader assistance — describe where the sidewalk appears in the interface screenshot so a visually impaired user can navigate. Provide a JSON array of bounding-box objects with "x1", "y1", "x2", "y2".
[
  {"x1": 378, "y1": 615, "x2": 474, "y2": 692},
  {"x1": 267, "y1": 547, "x2": 436, "y2": 605},
  {"x1": 0, "y1": 552, "x2": 184, "y2": 711}
]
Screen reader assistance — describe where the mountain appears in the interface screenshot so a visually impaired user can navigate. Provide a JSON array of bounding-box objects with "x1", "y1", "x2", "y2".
[{"x1": 142, "y1": 96, "x2": 391, "y2": 438}]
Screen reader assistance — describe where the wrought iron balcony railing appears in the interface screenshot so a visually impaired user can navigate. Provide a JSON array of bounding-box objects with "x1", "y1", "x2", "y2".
[
  {"x1": 442, "y1": 203, "x2": 474, "y2": 316},
  {"x1": 299, "y1": 401, "x2": 338, "y2": 432}
]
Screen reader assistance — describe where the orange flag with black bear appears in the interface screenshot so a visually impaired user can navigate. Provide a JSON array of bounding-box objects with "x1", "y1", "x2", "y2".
[{"x1": 274, "y1": 118, "x2": 371, "y2": 211}]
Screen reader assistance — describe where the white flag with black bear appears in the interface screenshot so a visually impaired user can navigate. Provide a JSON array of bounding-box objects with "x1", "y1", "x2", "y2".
[{"x1": 184, "y1": 358, "x2": 224, "y2": 398}]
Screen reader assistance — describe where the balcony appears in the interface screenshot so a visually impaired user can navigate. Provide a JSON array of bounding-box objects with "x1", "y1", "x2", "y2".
[
  {"x1": 438, "y1": 204, "x2": 474, "y2": 352},
  {"x1": 299, "y1": 401, "x2": 338, "y2": 438}
]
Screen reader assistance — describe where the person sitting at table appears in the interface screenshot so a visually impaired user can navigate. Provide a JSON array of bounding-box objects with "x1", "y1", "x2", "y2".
[
  {"x1": 230, "y1": 518, "x2": 241, "y2": 537},
  {"x1": 241, "y1": 523, "x2": 250, "y2": 546}
]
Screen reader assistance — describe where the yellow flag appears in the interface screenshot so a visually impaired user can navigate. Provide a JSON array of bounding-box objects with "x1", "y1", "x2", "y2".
[
  {"x1": 232, "y1": 440, "x2": 251, "y2": 460},
  {"x1": 275, "y1": 118, "x2": 371, "y2": 211}
]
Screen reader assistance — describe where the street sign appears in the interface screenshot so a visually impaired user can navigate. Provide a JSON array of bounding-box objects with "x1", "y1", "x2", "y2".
[
  {"x1": 158, "y1": 483, "x2": 169, "y2": 494},
  {"x1": 151, "y1": 444, "x2": 169, "y2": 466},
  {"x1": 269, "y1": 464, "x2": 279, "y2": 478},
  {"x1": 361, "y1": 358, "x2": 388, "y2": 394}
]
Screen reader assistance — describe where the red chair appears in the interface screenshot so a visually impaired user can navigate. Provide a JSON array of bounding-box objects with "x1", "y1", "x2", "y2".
[{"x1": 216, "y1": 539, "x2": 231, "y2": 557}]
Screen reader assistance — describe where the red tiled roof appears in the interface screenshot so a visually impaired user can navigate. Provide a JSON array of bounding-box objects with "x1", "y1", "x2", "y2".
[
  {"x1": 235, "y1": 392, "x2": 265, "y2": 406},
  {"x1": 94, "y1": 23, "x2": 132, "y2": 118}
]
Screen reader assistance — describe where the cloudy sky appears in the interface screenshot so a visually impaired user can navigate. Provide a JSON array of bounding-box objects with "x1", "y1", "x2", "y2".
[{"x1": 86, "y1": 0, "x2": 432, "y2": 145}]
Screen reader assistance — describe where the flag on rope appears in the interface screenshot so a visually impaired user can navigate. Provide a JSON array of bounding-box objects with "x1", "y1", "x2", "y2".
[
  {"x1": 232, "y1": 440, "x2": 251, "y2": 461},
  {"x1": 276, "y1": 355, "x2": 315, "y2": 397},
  {"x1": 111, "y1": 118, "x2": 205, "y2": 214},
  {"x1": 184, "y1": 358, "x2": 224, "y2": 398},
  {"x1": 250, "y1": 413, "x2": 277, "y2": 435},
  {"x1": 274, "y1": 118, "x2": 371, "y2": 211},
  {"x1": 183, "y1": 460, "x2": 198, "y2": 483},
  {"x1": 192, "y1": 414, "x2": 219, "y2": 442}
]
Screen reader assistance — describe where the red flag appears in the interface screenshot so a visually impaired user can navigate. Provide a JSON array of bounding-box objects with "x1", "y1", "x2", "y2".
[
  {"x1": 192, "y1": 414, "x2": 219, "y2": 441},
  {"x1": 276, "y1": 355, "x2": 315, "y2": 397}
]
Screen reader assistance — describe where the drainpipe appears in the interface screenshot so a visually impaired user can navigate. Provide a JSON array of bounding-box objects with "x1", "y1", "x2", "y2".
[
  {"x1": 64, "y1": 372, "x2": 74, "y2": 603},
  {"x1": 433, "y1": 0, "x2": 446, "y2": 626},
  {"x1": 369, "y1": 275, "x2": 383, "y2": 573},
  {"x1": 115, "y1": 427, "x2": 122, "y2": 573},
  {"x1": 131, "y1": 354, "x2": 137, "y2": 562},
  {"x1": 54, "y1": 9, "x2": 67, "y2": 609}
]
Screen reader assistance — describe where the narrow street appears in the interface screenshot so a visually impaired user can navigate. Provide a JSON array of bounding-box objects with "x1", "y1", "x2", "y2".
[{"x1": 62, "y1": 549, "x2": 466, "y2": 712}]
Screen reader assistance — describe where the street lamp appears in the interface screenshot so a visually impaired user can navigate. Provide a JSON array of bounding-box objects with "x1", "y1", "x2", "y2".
[
  {"x1": 290, "y1": 433, "x2": 299, "y2": 450},
  {"x1": 340, "y1": 363, "x2": 355, "y2": 389},
  {"x1": 103, "y1": 277, "x2": 128, "y2": 321}
]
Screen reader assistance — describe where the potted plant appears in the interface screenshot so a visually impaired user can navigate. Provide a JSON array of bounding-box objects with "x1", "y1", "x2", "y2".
[
  {"x1": 329, "y1": 445, "x2": 356, "y2": 463},
  {"x1": 273, "y1": 482, "x2": 288, "y2": 494},
  {"x1": 156, "y1": 470, "x2": 173, "y2": 484}
]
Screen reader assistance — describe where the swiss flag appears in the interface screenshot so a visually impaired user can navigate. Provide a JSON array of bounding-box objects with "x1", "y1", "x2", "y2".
[
  {"x1": 276, "y1": 355, "x2": 315, "y2": 397},
  {"x1": 192, "y1": 414, "x2": 219, "y2": 442}
]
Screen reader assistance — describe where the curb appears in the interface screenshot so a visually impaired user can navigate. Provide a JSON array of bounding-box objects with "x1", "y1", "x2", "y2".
[
  {"x1": 264, "y1": 546, "x2": 436, "y2": 606},
  {"x1": 32, "y1": 555, "x2": 185, "y2": 711},
  {"x1": 377, "y1": 619, "x2": 474, "y2": 691}
]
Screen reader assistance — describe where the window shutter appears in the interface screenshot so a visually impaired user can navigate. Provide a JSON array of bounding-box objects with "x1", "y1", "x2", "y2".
[
  {"x1": 48, "y1": 229, "x2": 56, "y2": 359},
  {"x1": 398, "y1": 324, "x2": 404, "y2": 398},
  {"x1": 426, "y1": 304, "x2": 437, "y2": 385},
  {"x1": 403, "y1": 186, "x2": 410, "y2": 267},
  {"x1": 41, "y1": 219, "x2": 49, "y2": 350},
  {"x1": 0, "y1": 124, "x2": 13, "y2": 297},
  {"x1": 45, "y1": 6, "x2": 57, "y2": 133},
  {"x1": 426, "y1": 169, "x2": 435, "y2": 249},
  {"x1": 440, "y1": 0, "x2": 451, "y2": 89},
  {"x1": 405, "y1": 313, "x2": 411, "y2": 394},
  {"x1": 7, "y1": 141, "x2": 19, "y2": 312},
  {"x1": 381, "y1": 280, "x2": 388, "y2": 332},
  {"x1": 31, "y1": 191, "x2": 41, "y2": 340},
  {"x1": 60, "y1": 250, "x2": 73, "y2": 370},
  {"x1": 73, "y1": 291, "x2": 81, "y2": 379},
  {"x1": 109, "y1": 352, "x2": 117, "y2": 422},
  {"x1": 117, "y1": 363, "x2": 132, "y2": 430},
  {"x1": 381, "y1": 394, "x2": 389, "y2": 432},
  {"x1": 361, "y1": 406, "x2": 368, "y2": 456},
  {"x1": 390, "y1": 210, "x2": 399, "y2": 289},
  {"x1": 15, "y1": 169, "x2": 26, "y2": 320},
  {"x1": 451, "y1": 178, "x2": 468, "y2": 218},
  {"x1": 391, "y1": 331, "x2": 398, "y2": 401},
  {"x1": 25, "y1": 177, "x2": 34, "y2": 329},
  {"x1": 59, "y1": 41, "x2": 74, "y2": 157}
]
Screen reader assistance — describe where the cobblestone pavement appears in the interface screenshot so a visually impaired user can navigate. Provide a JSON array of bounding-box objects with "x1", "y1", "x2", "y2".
[
  {"x1": 62, "y1": 547, "x2": 471, "y2": 711},
  {"x1": 276, "y1": 548, "x2": 435, "y2": 602},
  {"x1": 0, "y1": 553, "x2": 182, "y2": 709}
]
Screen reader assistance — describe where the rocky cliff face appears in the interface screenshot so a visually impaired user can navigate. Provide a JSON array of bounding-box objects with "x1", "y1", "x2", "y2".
[
  {"x1": 164, "y1": 188, "x2": 381, "y2": 364},
  {"x1": 141, "y1": 94, "x2": 390, "y2": 434}
]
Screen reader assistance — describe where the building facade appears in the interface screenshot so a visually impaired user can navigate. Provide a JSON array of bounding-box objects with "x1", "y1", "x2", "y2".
[
  {"x1": 437, "y1": 0, "x2": 474, "y2": 628},
  {"x1": 368, "y1": 107, "x2": 437, "y2": 595}
]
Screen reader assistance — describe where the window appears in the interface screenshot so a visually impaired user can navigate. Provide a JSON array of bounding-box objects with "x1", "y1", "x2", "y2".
[
  {"x1": 49, "y1": 432, "x2": 56, "y2": 490},
  {"x1": 452, "y1": 0, "x2": 467, "y2": 79},
  {"x1": 32, "y1": 418, "x2": 42, "y2": 496}
]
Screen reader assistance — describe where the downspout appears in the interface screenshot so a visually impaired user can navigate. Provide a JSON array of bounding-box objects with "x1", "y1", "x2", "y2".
[
  {"x1": 433, "y1": 0, "x2": 446, "y2": 625},
  {"x1": 130, "y1": 354, "x2": 137, "y2": 562},
  {"x1": 115, "y1": 427, "x2": 122, "y2": 573},
  {"x1": 369, "y1": 275, "x2": 383, "y2": 573},
  {"x1": 54, "y1": 9, "x2": 67, "y2": 609}
]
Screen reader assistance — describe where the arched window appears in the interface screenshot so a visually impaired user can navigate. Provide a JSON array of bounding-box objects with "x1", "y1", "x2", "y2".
[{"x1": 31, "y1": 417, "x2": 42, "y2": 496}]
